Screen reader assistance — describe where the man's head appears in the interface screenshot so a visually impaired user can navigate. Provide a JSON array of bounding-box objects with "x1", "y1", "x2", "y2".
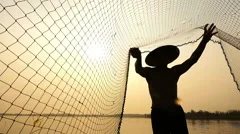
[{"x1": 145, "y1": 45, "x2": 180, "y2": 67}]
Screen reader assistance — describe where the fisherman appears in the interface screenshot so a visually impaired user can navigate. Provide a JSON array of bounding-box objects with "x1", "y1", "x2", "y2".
[{"x1": 130, "y1": 24, "x2": 217, "y2": 134}]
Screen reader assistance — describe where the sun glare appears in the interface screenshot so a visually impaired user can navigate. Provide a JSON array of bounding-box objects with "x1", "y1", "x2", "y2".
[{"x1": 86, "y1": 45, "x2": 106, "y2": 60}]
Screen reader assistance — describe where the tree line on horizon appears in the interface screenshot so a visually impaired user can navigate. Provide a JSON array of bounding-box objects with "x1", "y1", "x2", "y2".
[
  {"x1": 124, "y1": 110, "x2": 240, "y2": 120},
  {"x1": 185, "y1": 109, "x2": 240, "y2": 120}
]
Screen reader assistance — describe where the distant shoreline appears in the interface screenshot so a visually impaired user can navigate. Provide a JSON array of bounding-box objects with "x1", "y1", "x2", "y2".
[
  {"x1": 123, "y1": 110, "x2": 240, "y2": 120},
  {"x1": 2, "y1": 110, "x2": 240, "y2": 120},
  {"x1": 123, "y1": 114, "x2": 240, "y2": 120}
]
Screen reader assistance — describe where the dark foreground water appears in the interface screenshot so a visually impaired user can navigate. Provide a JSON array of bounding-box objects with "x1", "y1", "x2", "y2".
[{"x1": 121, "y1": 118, "x2": 240, "y2": 134}]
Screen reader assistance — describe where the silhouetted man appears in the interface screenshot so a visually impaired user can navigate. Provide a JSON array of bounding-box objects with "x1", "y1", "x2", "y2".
[{"x1": 130, "y1": 23, "x2": 217, "y2": 134}]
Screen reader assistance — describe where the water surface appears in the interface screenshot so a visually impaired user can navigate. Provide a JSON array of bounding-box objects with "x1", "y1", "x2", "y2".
[{"x1": 121, "y1": 118, "x2": 240, "y2": 134}]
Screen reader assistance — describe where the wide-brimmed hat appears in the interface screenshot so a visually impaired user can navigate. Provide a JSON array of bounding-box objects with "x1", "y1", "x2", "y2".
[{"x1": 145, "y1": 45, "x2": 179, "y2": 66}]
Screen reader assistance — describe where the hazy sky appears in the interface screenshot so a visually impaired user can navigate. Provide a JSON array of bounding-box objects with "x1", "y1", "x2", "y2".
[
  {"x1": 124, "y1": 32, "x2": 240, "y2": 114},
  {"x1": 1, "y1": 0, "x2": 240, "y2": 116}
]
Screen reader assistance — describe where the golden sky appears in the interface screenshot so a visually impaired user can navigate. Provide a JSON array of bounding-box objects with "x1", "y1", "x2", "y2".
[{"x1": 1, "y1": 0, "x2": 240, "y2": 116}]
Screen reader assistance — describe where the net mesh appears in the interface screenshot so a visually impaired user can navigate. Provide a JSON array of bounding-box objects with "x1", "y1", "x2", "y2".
[{"x1": 0, "y1": 0, "x2": 239, "y2": 134}]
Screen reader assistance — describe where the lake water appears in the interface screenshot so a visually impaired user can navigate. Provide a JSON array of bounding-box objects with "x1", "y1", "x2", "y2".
[{"x1": 120, "y1": 118, "x2": 240, "y2": 134}]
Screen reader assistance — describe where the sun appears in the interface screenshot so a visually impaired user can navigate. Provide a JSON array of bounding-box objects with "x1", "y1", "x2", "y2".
[{"x1": 86, "y1": 45, "x2": 106, "y2": 60}]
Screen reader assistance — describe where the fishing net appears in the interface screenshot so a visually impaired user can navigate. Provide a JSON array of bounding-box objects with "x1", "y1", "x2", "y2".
[{"x1": 0, "y1": 0, "x2": 239, "y2": 133}]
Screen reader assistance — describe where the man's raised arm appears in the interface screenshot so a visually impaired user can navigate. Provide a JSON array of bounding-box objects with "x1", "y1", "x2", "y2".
[
  {"x1": 130, "y1": 48, "x2": 149, "y2": 77},
  {"x1": 173, "y1": 23, "x2": 218, "y2": 75}
]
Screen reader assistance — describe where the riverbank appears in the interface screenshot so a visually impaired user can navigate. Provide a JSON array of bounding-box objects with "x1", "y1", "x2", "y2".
[{"x1": 123, "y1": 110, "x2": 240, "y2": 120}]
